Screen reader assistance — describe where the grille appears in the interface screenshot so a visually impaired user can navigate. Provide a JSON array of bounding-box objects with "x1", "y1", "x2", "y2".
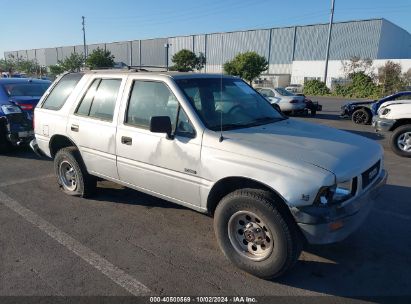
[{"x1": 362, "y1": 160, "x2": 380, "y2": 189}]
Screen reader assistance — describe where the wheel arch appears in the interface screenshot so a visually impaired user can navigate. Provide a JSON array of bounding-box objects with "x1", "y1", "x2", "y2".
[
  {"x1": 49, "y1": 134, "x2": 77, "y2": 158},
  {"x1": 207, "y1": 176, "x2": 290, "y2": 217},
  {"x1": 390, "y1": 119, "x2": 411, "y2": 131}
]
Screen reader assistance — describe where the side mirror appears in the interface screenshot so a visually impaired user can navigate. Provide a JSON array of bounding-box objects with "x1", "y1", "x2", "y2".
[{"x1": 150, "y1": 116, "x2": 173, "y2": 139}]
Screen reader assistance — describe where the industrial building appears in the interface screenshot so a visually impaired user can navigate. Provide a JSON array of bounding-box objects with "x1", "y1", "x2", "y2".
[{"x1": 4, "y1": 18, "x2": 411, "y2": 87}]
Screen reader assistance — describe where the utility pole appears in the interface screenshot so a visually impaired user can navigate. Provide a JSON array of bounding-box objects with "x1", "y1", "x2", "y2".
[
  {"x1": 324, "y1": 0, "x2": 335, "y2": 85},
  {"x1": 82, "y1": 16, "x2": 87, "y2": 62}
]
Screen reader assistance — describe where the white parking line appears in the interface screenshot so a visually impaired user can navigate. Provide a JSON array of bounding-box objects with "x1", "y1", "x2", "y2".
[
  {"x1": 0, "y1": 190, "x2": 151, "y2": 296},
  {"x1": 0, "y1": 174, "x2": 54, "y2": 188}
]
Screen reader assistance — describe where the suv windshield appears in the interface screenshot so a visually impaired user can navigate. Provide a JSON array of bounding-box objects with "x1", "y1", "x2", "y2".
[
  {"x1": 2, "y1": 83, "x2": 50, "y2": 97},
  {"x1": 275, "y1": 87, "x2": 294, "y2": 96},
  {"x1": 175, "y1": 77, "x2": 285, "y2": 131}
]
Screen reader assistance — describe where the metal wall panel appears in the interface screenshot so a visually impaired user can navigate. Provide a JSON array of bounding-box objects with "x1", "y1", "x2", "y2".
[
  {"x1": 36, "y1": 49, "x2": 46, "y2": 66},
  {"x1": 87, "y1": 43, "x2": 105, "y2": 54},
  {"x1": 168, "y1": 36, "x2": 194, "y2": 66},
  {"x1": 27, "y1": 49, "x2": 36, "y2": 61},
  {"x1": 140, "y1": 38, "x2": 167, "y2": 67},
  {"x1": 206, "y1": 29, "x2": 270, "y2": 72},
  {"x1": 105, "y1": 41, "x2": 131, "y2": 65},
  {"x1": 330, "y1": 19, "x2": 381, "y2": 59},
  {"x1": 131, "y1": 40, "x2": 140, "y2": 66},
  {"x1": 61, "y1": 46, "x2": 75, "y2": 60},
  {"x1": 45, "y1": 48, "x2": 58, "y2": 66},
  {"x1": 74, "y1": 45, "x2": 86, "y2": 56},
  {"x1": 194, "y1": 34, "x2": 206, "y2": 55},
  {"x1": 269, "y1": 27, "x2": 295, "y2": 64},
  {"x1": 294, "y1": 19, "x2": 382, "y2": 61},
  {"x1": 17, "y1": 50, "x2": 28, "y2": 60},
  {"x1": 4, "y1": 51, "x2": 17, "y2": 60},
  {"x1": 378, "y1": 19, "x2": 411, "y2": 59}
]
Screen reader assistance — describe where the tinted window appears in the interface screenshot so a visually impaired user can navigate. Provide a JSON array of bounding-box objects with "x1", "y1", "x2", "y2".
[
  {"x1": 76, "y1": 79, "x2": 121, "y2": 122},
  {"x1": 175, "y1": 109, "x2": 195, "y2": 137},
  {"x1": 42, "y1": 73, "x2": 83, "y2": 110},
  {"x1": 259, "y1": 89, "x2": 274, "y2": 98},
  {"x1": 126, "y1": 81, "x2": 179, "y2": 129},
  {"x1": 2, "y1": 83, "x2": 50, "y2": 97}
]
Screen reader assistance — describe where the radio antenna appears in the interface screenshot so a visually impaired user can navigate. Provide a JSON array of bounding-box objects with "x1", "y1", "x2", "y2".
[{"x1": 219, "y1": 35, "x2": 224, "y2": 143}]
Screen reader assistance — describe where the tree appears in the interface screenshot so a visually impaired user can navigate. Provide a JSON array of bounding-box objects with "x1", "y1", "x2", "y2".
[
  {"x1": 223, "y1": 52, "x2": 268, "y2": 84},
  {"x1": 60, "y1": 53, "x2": 84, "y2": 72},
  {"x1": 303, "y1": 79, "x2": 330, "y2": 95},
  {"x1": 378, "y1": 61, "x2": 406, "y2": 95},
  {"x1": 86, "y1": 48, "x2": 115, "y2": 69},
  {"x1": 170, "y1": 49, "x2": 205, "y2": 72},
  {"x1": 341, "y1": 56, "x2": 374, "y2": 78},
  {"x1": 49, "y1": 64, "x2": 66, "y2": 76}
]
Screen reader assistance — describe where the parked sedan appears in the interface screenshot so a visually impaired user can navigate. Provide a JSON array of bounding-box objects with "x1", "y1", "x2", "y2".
[
  {"x1": 0, "y1": 78, "x2": 50, "y2": 152},
  {"x1": 256, "y1": 87, "x2": 306, "y2": 113},
  {"x1": 341, "y1": 91, "x2": 411, "y2": 124}
]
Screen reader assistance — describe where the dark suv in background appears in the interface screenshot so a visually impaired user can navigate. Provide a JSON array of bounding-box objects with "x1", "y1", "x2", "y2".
[
  {"x1": 340, "y1": 91, "x2": 411, "y2": 124},
  {"x1": 0, "y1": 78, "x2": 50, "y2": 152}
]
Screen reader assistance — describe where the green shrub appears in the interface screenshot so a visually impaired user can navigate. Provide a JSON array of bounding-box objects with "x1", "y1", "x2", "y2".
[{"x1": 303, "y1": 80, "x2": 330, "y2": 95}]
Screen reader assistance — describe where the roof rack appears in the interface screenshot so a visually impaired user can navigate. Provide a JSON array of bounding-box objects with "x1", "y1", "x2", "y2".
[{"x1": 83, "y1": 65, "x2": 169, "y2": 73}]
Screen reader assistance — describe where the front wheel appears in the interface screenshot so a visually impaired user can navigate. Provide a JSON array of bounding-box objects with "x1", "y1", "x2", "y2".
[
  {"x1": 214, "y1": 189, "x2": 302, "y2": 279},
  {"x1": 54, "y1": 147, "x2": 97, "y2": 197},
  {"x1": 351, "y1": 108, "x2": 371, "y2": 124},
  {"x1": 390, "y1": 125, "x2": 411, "y2": 158}
]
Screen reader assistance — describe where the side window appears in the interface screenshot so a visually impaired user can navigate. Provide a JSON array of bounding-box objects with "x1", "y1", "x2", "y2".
[
  {"x1": 175, "y1": 109, "x2": 195, "y2": 138},
  {"x1": 75, "y1": 78, "x2": 121, "y2": 122},
  {"x1": 42, "y1": 73, "x2": 83, "y2": 110},
  {"x1": 260, "y1": 89, "x2": 273, "y2": 98},
  {"x1": 126, "y1": 81, "x2": 178, "y2": 129}
]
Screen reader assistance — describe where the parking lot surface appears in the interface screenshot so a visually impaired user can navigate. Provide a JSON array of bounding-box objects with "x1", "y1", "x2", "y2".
[{"x1": 0, "y1": 97, "x2": 410, "y2": 300}]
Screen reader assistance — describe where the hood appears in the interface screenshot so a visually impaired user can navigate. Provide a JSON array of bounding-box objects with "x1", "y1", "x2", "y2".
[
  {"x1": 206, "y1": 119, "x2": 382, "y2": 181},
  {"x1": 379, "y1": 99, "x2": 411, "y2": 110},
  {"x1": 345, "y1": 100, "x2": 374, "y2": 107}
]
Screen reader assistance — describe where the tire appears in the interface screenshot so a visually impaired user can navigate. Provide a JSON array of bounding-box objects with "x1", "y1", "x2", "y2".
[
  {"x1": 214, "y1": 188, "x2": 302, "y2": 279},
  {"x1": 351, "y1": 108, "x2": 371, "y2": 125},
  {"x1": 54, "y1": 146, "x2": 97, "y2": 197},
  {"x1": 390, "y1": 125, "x2": 411, "y2": 158},
  {"x1": 0, "y1": 122, "x2": 11, "y2": 154}
]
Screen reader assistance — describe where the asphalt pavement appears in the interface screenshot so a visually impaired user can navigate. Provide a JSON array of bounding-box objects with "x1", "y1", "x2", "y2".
[{"x1": 0, "y1": 97, "x2": 410, "y2": 301}]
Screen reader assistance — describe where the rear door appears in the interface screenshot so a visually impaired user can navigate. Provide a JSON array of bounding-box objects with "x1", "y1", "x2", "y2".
[{"x1": 67, "y1": 75, "x2": 127, "y2": 179}]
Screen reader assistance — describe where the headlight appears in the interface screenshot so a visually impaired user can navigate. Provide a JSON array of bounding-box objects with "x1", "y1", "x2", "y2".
[
  {"x1": 1, "y1": 105, "x2": 22, "y2": 115},
  {"x1": 381, "y1": 108, "x2": 391, "y2": 116},
  {"x1": 314, "y1": 178, "x2": 357, "y2": 206}
]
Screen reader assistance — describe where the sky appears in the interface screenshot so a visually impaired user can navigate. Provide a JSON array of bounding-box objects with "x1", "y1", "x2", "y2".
[{"x1": 1, "y1": 0, "x2": 411, "y2": 59}]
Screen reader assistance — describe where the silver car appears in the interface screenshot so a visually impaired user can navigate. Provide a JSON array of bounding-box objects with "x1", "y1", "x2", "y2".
[
  {"x1": 256, "y1": 87, "x2": 306, "y2": 113},
  {"x1": 31, "y1": 71, "x2": 387, "y2": 279}
]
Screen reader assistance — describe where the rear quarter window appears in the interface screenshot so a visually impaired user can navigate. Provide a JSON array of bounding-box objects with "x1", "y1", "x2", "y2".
[{"x1": 42, "y1": 73, "x2": 83, "y2": 110}]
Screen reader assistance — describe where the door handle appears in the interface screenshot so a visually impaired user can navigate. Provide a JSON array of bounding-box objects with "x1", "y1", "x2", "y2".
[
  {"x1": 121, "y1": 136, "x2": 132, "y2": 145},
  {"x1": 71, "y1": 124, "x2": 79, "y2": 132}
]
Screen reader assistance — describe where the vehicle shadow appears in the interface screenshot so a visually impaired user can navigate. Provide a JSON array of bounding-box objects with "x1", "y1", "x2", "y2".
[
  {"x1": 0, "y1": 146, "x2": 51, "y2": 161},
  {"x1": 91, "y1": 181, "x2": 186, "y2": 210},
  {"x1": 276, "y1": 183, "x2": 411, "y2": 298},
  {"x1": 341, "y1": 129, "x2": 383, "y2": 141}
]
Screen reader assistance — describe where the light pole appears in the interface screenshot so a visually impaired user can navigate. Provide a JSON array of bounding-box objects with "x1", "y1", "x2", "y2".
[
  {"x1": 324, "y1": 0, "x2": 335, "y2": 85},
  {"x1": 82, "y1": 16, "x2": 87, "y2": 62}
]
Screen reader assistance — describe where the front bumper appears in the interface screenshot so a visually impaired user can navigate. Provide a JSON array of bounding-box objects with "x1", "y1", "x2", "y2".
[
  {"x1": 292, "y1": 169, "x2": 387, "y2": 244},
  {"x1": 372, "y1": 116, "x2": 396, "y2": 132},
  {"x1": 30, "y1": 138, "x2": 46, "y2": 157}
]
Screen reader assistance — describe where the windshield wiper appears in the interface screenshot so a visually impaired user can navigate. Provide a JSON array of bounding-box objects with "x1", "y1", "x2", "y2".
[{"x1": 245, "y1": 116, "x2": 285, "y2": 127}]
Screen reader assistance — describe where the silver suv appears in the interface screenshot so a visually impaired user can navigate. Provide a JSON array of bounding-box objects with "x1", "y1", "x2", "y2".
[{"x1": 31, "y1": 70, "x2": 387, "y2": 278}]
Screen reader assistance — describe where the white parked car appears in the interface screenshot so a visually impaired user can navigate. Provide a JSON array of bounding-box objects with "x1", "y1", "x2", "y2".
[
  {"x1": 373, "y1": 100, "x2": 411, "y2": 157},
  {"x1": 285, "y1": 84, "x2": 303, "y2": 94},
  {"x1": 31, "y1": 71, "x2": 387, "y2": 279},
  {"x1": 256, "y1": 87, "x2": 306, "y2": 113}
]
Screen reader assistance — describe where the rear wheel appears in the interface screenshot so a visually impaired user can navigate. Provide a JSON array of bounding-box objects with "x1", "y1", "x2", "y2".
[
  {"x1": 54, "y1": 147, "x2": 97, "y2": 197},
  {"x1": 390, "y1": 125, "x2": 411, "y2": 158},
  {"x1": 214, "y1": 189, "x2": 302, "y2": 279},
  {"x1": 351, "y1": 108, "x2": 371, "y2": 124}
]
